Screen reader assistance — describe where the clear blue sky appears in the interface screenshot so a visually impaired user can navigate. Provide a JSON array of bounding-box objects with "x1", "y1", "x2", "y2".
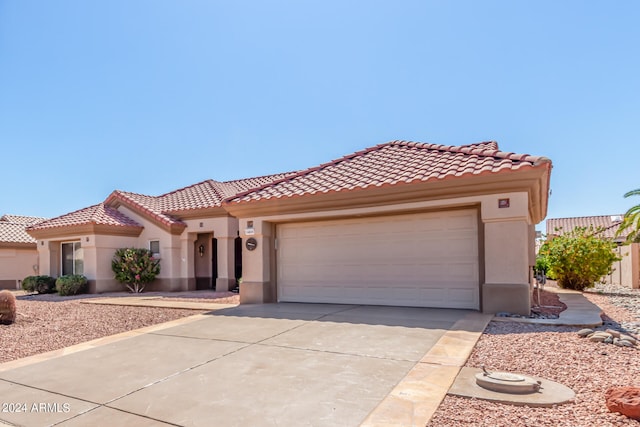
[{"x1": 1, "y1": 1, "x2": 639, "y2": 226}]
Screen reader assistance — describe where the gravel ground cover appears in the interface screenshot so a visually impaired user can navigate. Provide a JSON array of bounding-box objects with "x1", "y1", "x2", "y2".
[
  {"x1": 428, "y1": 284, "x2": 640, "y2": 427},
  {"x1": 0, "y1": 291, "x2": 239, "y2": 364}
]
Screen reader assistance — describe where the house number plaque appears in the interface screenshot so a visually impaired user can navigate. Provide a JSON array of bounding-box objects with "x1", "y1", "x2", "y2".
[{"x1": 245, "y1": 238, "x2": 258, "y2": 251}]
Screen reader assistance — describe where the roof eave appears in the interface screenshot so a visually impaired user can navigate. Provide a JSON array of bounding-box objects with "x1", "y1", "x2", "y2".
[
  {"x1": 0, "y1": 241, "x2": 37, "y2": 249},
  {"x1": 27, "y1": 223, "x2": 143, "y2": 240}
]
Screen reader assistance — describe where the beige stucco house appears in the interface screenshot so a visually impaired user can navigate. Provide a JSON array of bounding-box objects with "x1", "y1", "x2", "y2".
[
  {"x1": 27, "y1": 140, "x2": 551, "y2": 315},
  {"x1": 0, "y1": 215, "x2": 45, "y2": 289},
  {"x1": 546, "y1": 215, "x2": 640, "y2": 289}
]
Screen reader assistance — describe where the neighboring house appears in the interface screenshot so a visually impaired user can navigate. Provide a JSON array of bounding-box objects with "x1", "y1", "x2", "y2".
[
  {"x1": 27, "y1": 140, "x2": 552, "y2": 315},
  {"x1": 0, "y1": 215, "x2": 46, "y2": 289},
  {"x1": 546, "y1": 215, "x2": 640, "y2": 289}
]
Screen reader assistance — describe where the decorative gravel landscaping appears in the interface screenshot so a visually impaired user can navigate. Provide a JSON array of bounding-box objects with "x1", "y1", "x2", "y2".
[
  {"x1": 429, "y1": 284, "x2": 640, "y2": 427},
  {"x1": 0, "y1": 291, "x2": 239, "y2": 364}
]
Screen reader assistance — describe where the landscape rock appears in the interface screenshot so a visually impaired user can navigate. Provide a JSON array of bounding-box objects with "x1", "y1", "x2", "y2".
[
  {"x1": 605, "y1": 386, "x2": 640, "y2": 420},
  {"x1": 606, "y1": 329, "x2": 621, "y2": 338},
  {"x1": 577, "y1": 328, "x2": 593, "y2": 337},
  {"x1": 589, "y1": 332, "x2": 612, "y2": 343},
  {"x1": 619, "y1": 334, "x2": 638, "y2": 346}
]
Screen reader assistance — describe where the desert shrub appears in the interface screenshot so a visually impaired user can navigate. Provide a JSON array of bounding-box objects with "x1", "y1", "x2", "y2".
[
  {"x1": 55, "y1": 275, "x2": 88, "y2": 296},
  {"x1": 21, "y1": 275, "x2": 56, "y2": 294},
  {"x1": 542, "y1": 226, "x2": 620, "y2": 291},
  {"x1": 111, "y1": 248, "x2": 160, "y2": 293},
  {"x1": 0, "y1": 290, "x2": 17, "y2": 325}
]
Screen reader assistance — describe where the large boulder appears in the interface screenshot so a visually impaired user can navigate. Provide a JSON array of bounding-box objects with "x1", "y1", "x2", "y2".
[{"x1": 605, "y1": 387, "x2": 640, "y2": 420}]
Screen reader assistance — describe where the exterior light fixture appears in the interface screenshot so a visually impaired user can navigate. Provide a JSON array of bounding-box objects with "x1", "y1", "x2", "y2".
[{"x1": 198, "y1": 244, "x2": 205, "y2": 257}]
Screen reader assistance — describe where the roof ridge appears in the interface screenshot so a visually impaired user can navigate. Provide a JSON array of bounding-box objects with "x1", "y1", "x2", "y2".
[
  {"x1": 387, "y1": 140, "x2": 548, "y2": 164},
  {"x1": 223, "y1": 172, "x2": 295, "y2": 185},
  {"x1": 106, "y1": 191, "x2": 185, "y2": 227},
  {"x1": 156, "y1": 179, "x2": 220, "y2": 199}
]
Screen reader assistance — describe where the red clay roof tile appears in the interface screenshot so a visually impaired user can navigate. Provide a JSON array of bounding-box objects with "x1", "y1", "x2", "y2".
[
  {"x1": 26, "y1": 204, "x2": 143, "y2": 232},
  {"x1": 227, "y1": 140, "x2": 549, "y2": 204}
]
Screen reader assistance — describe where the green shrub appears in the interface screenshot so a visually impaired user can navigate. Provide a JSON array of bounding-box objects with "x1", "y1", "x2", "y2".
[
  {"x1": 112, "y1": 248, "x2": 160, "y2": 293},
  {"x1": 55, "y1": 275, "x2": 88, "y2": 296},
  {"x1": 22, "y1": 275, "x2": 56, "y2": 294},
  {"x1": 542, "y1": 226, "x2": 621, "y2": 291},
  {"x1": 0, "y1": 290, "x2": 16, "y2": 325}
]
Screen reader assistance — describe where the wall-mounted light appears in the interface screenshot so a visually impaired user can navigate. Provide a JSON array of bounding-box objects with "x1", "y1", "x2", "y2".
[{"x1": 198, "y1": 244, "x2": 205, "y2": 257}]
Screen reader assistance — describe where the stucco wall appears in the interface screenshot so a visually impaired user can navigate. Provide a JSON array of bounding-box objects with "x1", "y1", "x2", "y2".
[{"x1": 0, "y1": 247, "x2": 38, "y2": 289}]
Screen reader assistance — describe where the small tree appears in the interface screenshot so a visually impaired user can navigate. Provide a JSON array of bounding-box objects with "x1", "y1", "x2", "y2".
[
  {"x1": 111, "y1": 248, "x2": 160, "y2": 293},
  {"x1": 542, "y1": 226, "x2": 620, "y2": 291}
]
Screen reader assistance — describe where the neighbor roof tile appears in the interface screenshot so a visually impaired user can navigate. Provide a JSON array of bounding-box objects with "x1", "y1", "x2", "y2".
[
  {"x1": 0, "y1": 222, "x2": 37, "y2": 244},
  {"x1": 546, "y1": 215, "x2": 628, "y2": 241}
]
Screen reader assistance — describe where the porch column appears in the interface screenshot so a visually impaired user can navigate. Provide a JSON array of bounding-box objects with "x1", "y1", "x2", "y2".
[
  {"x1": 216, "y1": 236, "x2": 236, "y2": 292},
  {"x1": 480, "y1": 193, "x2": 533, "y2": 316},
  {"x1": 482, "y1": 220, "x2": 532, "y2": 315},
  {"x1": 238, "y1": 219, "x2": 275, "y2": 304},
  {"x1": 180, "y1": 233, "x2": 198, "y2": 291}
]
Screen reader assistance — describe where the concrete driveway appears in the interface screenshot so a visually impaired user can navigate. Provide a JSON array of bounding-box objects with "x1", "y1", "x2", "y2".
[{"x1": 0, "y1": 303, "x2": 489, "y2": 427}]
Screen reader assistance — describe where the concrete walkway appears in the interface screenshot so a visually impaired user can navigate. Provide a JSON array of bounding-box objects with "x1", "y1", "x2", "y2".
[{"x1": 492, "y1": 286, "x2": 603, "y2": 327}]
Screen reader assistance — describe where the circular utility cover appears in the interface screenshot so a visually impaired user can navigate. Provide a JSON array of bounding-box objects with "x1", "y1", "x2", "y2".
[
  {"x1": 485, "y1": 372, "x2": 526, "y2": 382},
  {"x1": 475, "y1": 371, "x2": 541, "y2": 394},
  {"x1": 246, "y1": 237, "x2": 258, "y2": 251}
]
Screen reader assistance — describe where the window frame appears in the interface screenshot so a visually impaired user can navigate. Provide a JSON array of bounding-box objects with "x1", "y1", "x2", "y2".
[
  {"x1": 61, "y1": 241, "x2": 83, "y2": 276},
  {"x1": 149, "y1": 240, "x2": 161, "y2": 259}
]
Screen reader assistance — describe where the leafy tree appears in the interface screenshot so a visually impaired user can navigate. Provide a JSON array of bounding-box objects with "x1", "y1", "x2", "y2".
[
  {"x1": 616, "y1": 188, "x2": 640, "y2": 243},
  {"x1": 111, "y1": 248, "x2": 160, "y2": 293},
  {"x1": 534, "y1": 242, "x2": 552, "y2": 277},
  {"x1": 541, "y1": 226, "x2": 620, "y2": 291}
]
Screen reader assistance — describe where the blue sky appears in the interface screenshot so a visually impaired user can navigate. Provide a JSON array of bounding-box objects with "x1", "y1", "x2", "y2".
[{"x1": 1, "y1": 1, "x2": 639, "y2": 227}]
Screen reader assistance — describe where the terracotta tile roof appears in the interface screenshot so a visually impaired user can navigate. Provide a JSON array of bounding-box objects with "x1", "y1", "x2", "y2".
[
  {"x1": 0, "y1": 222, "x2": 37, "y2": 244},
  {"x1": 546, "y1": 215, "x2": 628, "y2": 241},
  {"x1": 107, "y1": 190, "x2": 185, "y2": 228},
  {"x1": 0, "y1": 215, "x2": 47, "y2": 225},
  {"x1": 107, "y1": 173, "x2": 295, "y2": 222},
  {"x1": 27, "y1": 203, "x2": 143, "y2": 232},
  {"x1": 31, "y1": 173, "x2": 294, "y2": 235},
  {"x1": 227, "y1": 140, "x2": 549, "y2": 203}
]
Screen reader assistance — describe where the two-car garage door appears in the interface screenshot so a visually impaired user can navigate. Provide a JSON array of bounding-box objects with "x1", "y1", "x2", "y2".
[{"x1": 276, "y1": 209, "x2": 480, "y2": 309}]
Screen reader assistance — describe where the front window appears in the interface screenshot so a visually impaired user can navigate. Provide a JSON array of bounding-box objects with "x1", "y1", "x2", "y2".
[
  {"x1": 149, "y1": 240, "x2": 160, "y2": 258},
  {"x1": 61, "y1": 242, "x2": 83, "y2": 275}
]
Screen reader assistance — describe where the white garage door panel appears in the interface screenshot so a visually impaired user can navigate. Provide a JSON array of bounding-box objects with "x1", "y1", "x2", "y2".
[{"x1": 277, "y1": 209, "x2": 479, "y2": 309}]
